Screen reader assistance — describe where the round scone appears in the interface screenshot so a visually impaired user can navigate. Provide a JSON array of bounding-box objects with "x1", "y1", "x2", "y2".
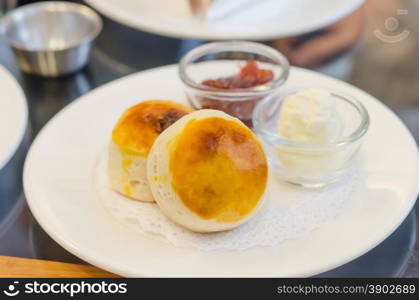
[
  {"x1": 109, "y1": 100, "x2": 193, "y2": 202},
  {"x1": 147, "y1": 109, "x2": 268, "y2": 232}
]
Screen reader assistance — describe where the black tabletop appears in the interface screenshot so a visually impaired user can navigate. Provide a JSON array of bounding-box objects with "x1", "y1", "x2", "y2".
[{"x1": 0, "y1": 1, "x2": 418, "y2": 277}]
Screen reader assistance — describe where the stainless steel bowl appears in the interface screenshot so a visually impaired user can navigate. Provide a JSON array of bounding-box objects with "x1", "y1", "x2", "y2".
[{"x1": 1, "y1": 1, "x2": 102, "y2": 77}]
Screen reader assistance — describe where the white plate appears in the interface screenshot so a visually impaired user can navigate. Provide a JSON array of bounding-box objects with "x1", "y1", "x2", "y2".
[
  {"x1": 85, "y1": 0, "x2": 364, "y2": 40},
  {"x1": 0, "y1": 65, "x2": 27, "y2": 170},
  {"x1": 23, "y1": 65, "x2": 419, "y2": 277}
]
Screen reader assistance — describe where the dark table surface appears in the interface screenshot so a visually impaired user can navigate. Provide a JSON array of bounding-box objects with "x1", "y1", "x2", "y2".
[{"x1": 0, "y1": 2, "x2": 418, "y2": 277}]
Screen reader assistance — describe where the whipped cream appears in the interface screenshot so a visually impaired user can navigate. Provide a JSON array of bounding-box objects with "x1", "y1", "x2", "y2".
[
  {"x1": 278, "y1": 88, "x2": 342, "y2": 143},
  {"x1": 275, "y1": 88, "x2": 347, "y2": 181}
]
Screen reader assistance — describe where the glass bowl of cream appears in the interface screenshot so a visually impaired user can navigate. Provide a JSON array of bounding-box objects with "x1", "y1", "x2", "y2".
[{"x1": 253, "y1": 88, "x2": 370, "y2": 188}]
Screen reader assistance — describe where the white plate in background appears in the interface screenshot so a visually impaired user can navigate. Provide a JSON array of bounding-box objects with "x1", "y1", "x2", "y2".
[
  {"x1": 24, "y1": 65, "x2": 419, "y2": 277},
  {"x1": 85, "y1": 0, "x2": 364, "y2": 40},
  {"x1": 0, "y1": 65, "x2": 27, "y2": 170}
]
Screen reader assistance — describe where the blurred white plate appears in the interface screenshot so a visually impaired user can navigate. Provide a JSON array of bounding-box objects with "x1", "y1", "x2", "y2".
[
  {"x1": 85, "y1": 0, "x2": 364, "y2": 40},
  {"x1": 24, "y1": 65, "x2": 419, "y2": 277},
  {"x1": 0, "y1": 65, "x2": 27, "y2": 170}
]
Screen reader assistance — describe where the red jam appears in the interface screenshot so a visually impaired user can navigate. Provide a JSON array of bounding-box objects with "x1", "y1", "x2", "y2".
[{"x1": 202, "y1": 60, "x2": 274, "y2": 89}]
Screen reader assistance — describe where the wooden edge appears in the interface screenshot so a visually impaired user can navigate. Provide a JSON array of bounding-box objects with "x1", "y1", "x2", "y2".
[{"x1": 0, "y1": 256, "x2": 120, "y2": 278}]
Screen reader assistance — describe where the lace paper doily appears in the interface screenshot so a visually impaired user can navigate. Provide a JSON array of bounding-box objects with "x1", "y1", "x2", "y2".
[{"x1": 96, "y1": 155, "x2": 359, "y2": 251}]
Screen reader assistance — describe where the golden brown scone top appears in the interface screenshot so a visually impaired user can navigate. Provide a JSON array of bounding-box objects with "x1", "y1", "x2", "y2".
[
  {"x1": 169, "y1": 117, "x2": 268, "y2": 222},
  {"x1": 112, "y1": 100, "x2": 193, "y2": 156}
]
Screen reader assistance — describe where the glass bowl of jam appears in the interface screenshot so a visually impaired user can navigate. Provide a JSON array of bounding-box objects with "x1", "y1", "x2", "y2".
[{"x1": 178, "y1": 41, "x2": 290, "y2": 126}]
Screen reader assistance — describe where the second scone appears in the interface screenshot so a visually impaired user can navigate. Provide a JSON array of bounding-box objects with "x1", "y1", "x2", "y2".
[{"x1": 109, "y1": 100, "x2": 193, "y2": 202}]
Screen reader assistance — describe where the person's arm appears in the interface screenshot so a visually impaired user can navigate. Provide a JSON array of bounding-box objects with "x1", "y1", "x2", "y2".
[
  {"x1": 271, "y1": 7, "x2": 366, "y2": 67},
  {"x1": 189, "y1": 0, "x2": 213, "y2": 17},
  {"x1": 188, "y1": 1, "x2": 365, "y2": 68}
]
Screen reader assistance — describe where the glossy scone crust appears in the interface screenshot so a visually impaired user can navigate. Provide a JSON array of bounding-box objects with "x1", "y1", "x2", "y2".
[
  {"x1": 109, "y1": 100, "x2": 193, "y2": 202},
  {"x1": 147, "y1": 109, "x2": 268, "y2": 232}
]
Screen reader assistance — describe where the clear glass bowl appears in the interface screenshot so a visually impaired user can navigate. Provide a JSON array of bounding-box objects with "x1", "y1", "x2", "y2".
[
  {"x1": 178, "y1": 41, "x2": 289, "y2": 126},
  {"x1": 253, "y1": 88, "x2": 370, "y2": 188}
]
